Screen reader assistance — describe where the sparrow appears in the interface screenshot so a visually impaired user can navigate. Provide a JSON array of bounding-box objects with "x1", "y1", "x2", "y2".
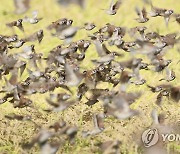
[
  {"x1": 135, "y1": 7, "x2": 149, "y2": 23},
  {"x1": 91, "y1": 52, "x2": 122, "y2": 65},
  {"x1": 105, "y1": 0, "x2": 122, "y2": 15},
  {"x1": 77, "y1": 39, "x2": 91, "y2": 53},
  {"x1": 8, "y1": 39, "x2": 25, "y2": 49},
  {"x1": 49, "y1": 93, "x2": 71, "y2": 102},
  {"x1": 98, "y1": 23, "x2": 116, "y2": 36},
  {"x1": 159, "y1": 33, "x2": 179, "y2": 47},
  {"x1": 60, "y1": 42, "x2": 78, "y2": 55},
  {"x1": 150, "y1": 3, "x2": 174, "y2": 26},
  {"x1": 18, "y1": 44, "x2": 35, "y2": 59},
  {"x1": 83, "y1": 69, "x2": 98, "y2": 88},
  {"x1": 13, "y1": 0, "x2": 30, "y2": 14},
  {"x1": 22, "y1": 129, "x2": 55, "y2": 149},
  {"x1": 93, "y1": 40, "x2": 108, "y2": 56},
  {"x1": 15, "y1": 60, "x2": 27, "y2": 76},
  {"x1": 163, "y1": 9, "x2": 174, "y2": 26},
  {"x1": 120, "y1": 71, "x2": 134, "y2": 84},
  {"x1": 85, "y1": 88, "x2": 109, "y2": 106},
  {"x1": 64, "y1": 60, "x2": 83, "y2": 86},
  {"x1": 77, "y1": 83, "x2": 89, "y2": 100},
  {"x1": 82, "y1": 113, "x2": 105, "y2": 137},
  {"x1": 24, "y1": 29, "x2": 44, "y2": 43},
  {"x1": 47, "y1": 18, "x2": 73, "y2": 34},
  {"x1": 150, "y1": 3, "x2": 168, "y2": 17},
  {"x1": 0, "y1": 54, "x2": 18, "y2": 76},
  {"x1": 82, "y1": 22, "x2": 96, "y2": 31},
  {"x1": 98, "y1": 140, "x2": 121, "y2": 154},
  {"x1": 57, "y1": 0, "x2": 86, "y2": 9},
  {"x1": 170, "y1": 86, "x2": 180, "y2": 102},
  {"x1": 159, "y1": 69, "x2": 176, "y2": 82},
  {"x1": 156, "y1": 90, "x2": 169, "y2": 105},
  {"x1": 6, "y1": 19, "x2": 24, "y2": 32},
  {"x1": 11, "y1": 94, "x2": 33, "y2": 108},
  {"x1": 44, "y1": 98, "x2": 76, "y2": 112},
  {"x1": 131, "y1": 78, "x2": 146, "y2": 85},
  {"x1": 5, "y1": 113, "x2": 31, "y2": 121},
  {"x1": 173, "y1": 13, "x2": 180, "y2": 24},
  {"x1": 153, "y1": 59, "x2": 172, "y2": 72},
  {"x1": 2, "y1": 35, "x2": 18, "y2": 43},
  {"x1": 26, "y1": 69, "x2": 44, "y2": 81},
  {"x1": 0, "y1": 96, "x2": 8, "y2": 104},
  {"x1": 101, "y1": 92, "x2": 140, "y2": 119},
  {"x1": 147, "y1": 84, "x2": 164, "y2": 92},
  {"x1": 145, "y1": 31, "x2": 160, "y2": 40},
  {"x1": 24, "y1": 10, "x2": 43, "y2": 24},
  {"x1": 49, "y1": 119, "x2": 66, "y2": 132},
  {"x1": 129, "y1": 26, "x2": 147, "y2": 39},
  {"x1": 56, "y1": 27, "x2": 78, "y2": 43}
]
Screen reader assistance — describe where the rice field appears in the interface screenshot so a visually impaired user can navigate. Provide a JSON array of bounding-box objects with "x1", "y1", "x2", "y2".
[{"x1": 0, "y1": 0, "x2": 180, "y2": 153}]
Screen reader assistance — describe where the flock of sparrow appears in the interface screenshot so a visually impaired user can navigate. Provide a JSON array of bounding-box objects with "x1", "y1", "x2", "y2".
[{"x1": 0, "y1": 0, "x2": 180, "y2": 153}]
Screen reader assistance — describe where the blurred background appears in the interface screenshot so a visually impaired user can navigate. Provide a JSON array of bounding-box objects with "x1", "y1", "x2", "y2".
[{"x1": 0, "y1": 0, "x2": 179, "y2": 153}]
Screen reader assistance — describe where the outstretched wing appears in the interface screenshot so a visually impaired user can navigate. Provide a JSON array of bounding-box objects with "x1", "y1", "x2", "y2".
[{"x1": 113, "y1": 0, "x2": 122, "y2": 11}]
